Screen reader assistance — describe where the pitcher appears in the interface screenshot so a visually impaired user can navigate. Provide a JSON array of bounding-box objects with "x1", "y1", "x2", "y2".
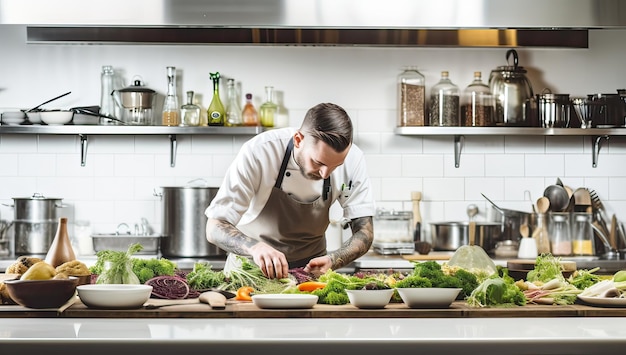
[
  {"x1": 489, "y1": 49, "x2": 535, "y2": 126},
  {"x1": 112, "y1": 77, "x2": 156, "y2": 125}
]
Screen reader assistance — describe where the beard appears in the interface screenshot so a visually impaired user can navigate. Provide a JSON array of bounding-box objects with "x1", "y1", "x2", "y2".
[{"x1": 294, "y1": 152, "x2": 322, "y2": 181}]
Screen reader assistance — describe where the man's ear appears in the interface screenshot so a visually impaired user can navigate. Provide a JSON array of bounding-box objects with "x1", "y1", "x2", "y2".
[{"x1": 293, "y1": 130, "x2": 305, "y2": 148}]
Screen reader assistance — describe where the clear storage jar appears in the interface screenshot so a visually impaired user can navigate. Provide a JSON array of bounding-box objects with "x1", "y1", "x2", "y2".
[
  {"x1": 429, "y1": 71, "x2": 460, "y2": 127},
  {"x1": 398, "y1": 66, "x2": 426, "y2": 127},
  {"x1": 462, "y1": 71, "x2": 494, "y2": 126}
]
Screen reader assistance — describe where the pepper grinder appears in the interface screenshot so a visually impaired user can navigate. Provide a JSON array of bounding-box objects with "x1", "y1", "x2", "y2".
[{"x1": 411, "y1": 191, "x2": 422, "y2": 243}]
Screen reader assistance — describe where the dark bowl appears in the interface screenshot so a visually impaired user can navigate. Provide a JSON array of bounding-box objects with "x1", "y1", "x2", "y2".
[{"x1": 4, "y1": 277, "x2": 78, "y2": 309}]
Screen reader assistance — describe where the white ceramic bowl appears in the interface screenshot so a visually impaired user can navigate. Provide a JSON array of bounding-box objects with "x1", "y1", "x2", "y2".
[
  {"x1": 25, "y1": 111, "x2": 42, "y2": 124},
  {"x1": 1, "y1": 111, "x2": 26, "y2": 125},
  {"x1": 396, "y1": 287, "x2": 461, "y2": 308},
  {"x1": 76, "y1": 284, "x2": 153, "y2": 309},
  {"x1": 251, "y1": 294, "x2": 318, "y2": 309},
  {"x1": 346, "y1": 288, "x2": 394, "y2": 309},
  {"x1": 40, "y1": 110, "x2": 73, "y2": 125}
]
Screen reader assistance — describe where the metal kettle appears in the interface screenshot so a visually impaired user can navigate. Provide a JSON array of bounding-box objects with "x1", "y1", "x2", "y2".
[{"x1": 489, "y1": 49, "x2": 535, "y2": 126}]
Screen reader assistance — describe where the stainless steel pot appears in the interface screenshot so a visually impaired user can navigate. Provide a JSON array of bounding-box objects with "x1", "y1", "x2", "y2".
[
  {"x1": 430, "y1": 221, "x2": 503, "y2": 252},
  {"x1": 2, "y1": 193, "x2": 65, "y2": 255},
  {"x1": 155, "y1": 184, "x2": 224, "y2": 258}
]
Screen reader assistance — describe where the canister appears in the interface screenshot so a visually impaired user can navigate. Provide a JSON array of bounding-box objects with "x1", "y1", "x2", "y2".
[
  {"x1": 373, "y1": 209, "x2": 413, "y2": 244},
  {"x1": 537, "y1": 92, "x2": 570, "y2": 128}
]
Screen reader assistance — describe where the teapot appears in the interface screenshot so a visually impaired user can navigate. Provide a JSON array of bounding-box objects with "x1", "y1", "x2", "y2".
[
  {"x1": 112, "y1": 78, "x2": 156, "y2": 125},
  {"x1": 489, "y1": 49, "x2": 536, "y2": 126}
]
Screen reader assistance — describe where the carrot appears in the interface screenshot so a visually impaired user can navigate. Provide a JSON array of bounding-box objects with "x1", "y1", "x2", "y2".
[
  {"x1": 297, "y1": 281, "x2": 327, "y2": 292},
  {"x1": 235, "y1": 286, "x2": 255, "y2": 301}
]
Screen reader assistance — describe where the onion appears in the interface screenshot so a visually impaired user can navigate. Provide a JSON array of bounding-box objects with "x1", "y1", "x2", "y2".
[{"x1": 145, "y1": 275, "x2": 190, "y2": 299}]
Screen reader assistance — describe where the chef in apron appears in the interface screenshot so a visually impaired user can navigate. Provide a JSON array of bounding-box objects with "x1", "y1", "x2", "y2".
[{"x1": 205, "y1": 103, "x2": 376, "y2": 279}]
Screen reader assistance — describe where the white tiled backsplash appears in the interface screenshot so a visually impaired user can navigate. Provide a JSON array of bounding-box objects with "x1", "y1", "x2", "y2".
[{"x1": 1, "y1": 25, "x2": 626, "y2": 242}]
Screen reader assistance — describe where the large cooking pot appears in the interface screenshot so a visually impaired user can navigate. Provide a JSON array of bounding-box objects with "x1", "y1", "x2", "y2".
[
  {"x1": 430, "y1": 221, "x2": 503, "y2": 253},
  {"x1": 2, "y1": 193, "x2": 65, "y2": 255},
  {"x1": 155, "y1": 183, "x2": 224, "y2": 258}
]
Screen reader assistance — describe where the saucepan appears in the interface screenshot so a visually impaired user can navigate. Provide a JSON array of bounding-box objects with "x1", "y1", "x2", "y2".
[
  {"x1": 430, "y1": 221, "x2": 503, "y2": 253},
  {"x1": 481, "y1": 193, "x2": 534, "y2": 241}
]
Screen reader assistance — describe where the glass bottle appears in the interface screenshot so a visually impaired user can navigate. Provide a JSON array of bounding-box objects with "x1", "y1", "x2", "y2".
[
  {"x1": 462, "y1": 71, "x2": 495, "y2": 127},
  {"x1": 572, "y1": 213, "x2": 595, "y2": 256},
  {"x1": 260, "y1": 86, "x2": 278, "y2": 128},
  {"x1": 100, "y1": 65, "x2": 117, "y2": 124},
  {"x1": 161, "y1": 66, "x2": 180, "y2": 126},
  {"x1": 398, "y1": 66, "x2": 426, "y2": 127},
  {"x1": 44, "y1": 217, "x2": 76, "y2": 268},
  {"x1": 225, "y1": 78, "x2": 243, "y2": 127},
  {"x1": 207, "y1": 72, "x2": 225, "y2": 126},
  {"x1": 242, "y1": 93, "x2": 259, "y2": 126},
  {"x1": 180, "y1": 91, "x2": 201, "y2": 126},
  {"x1": 429, "y1": 71, "x2": 460, "y2": 127},
  {"x1": 532, "y1": 213, "x2": 551, "y2": 255},
  {"x1": 549, "y1": 212, "x2": 572, "y2": 256}
]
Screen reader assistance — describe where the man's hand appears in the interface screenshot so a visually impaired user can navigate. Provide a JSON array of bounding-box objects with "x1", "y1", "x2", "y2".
[
  {"x1": 249, "y1": 243, "x2": 289, "y2": 279},
  {"x1": 304, "y1": 255, "x2": 332, "y2": 277}
]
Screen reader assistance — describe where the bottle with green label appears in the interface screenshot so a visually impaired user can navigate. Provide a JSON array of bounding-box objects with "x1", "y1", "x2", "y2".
[{"x1": 207, "y1": 72, "x2": 225, "y2": 126}]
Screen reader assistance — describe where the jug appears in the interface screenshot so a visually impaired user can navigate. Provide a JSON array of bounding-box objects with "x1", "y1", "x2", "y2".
[
  {"x1": 489, "y1": 49, "x2": 536, "y2": 126},
  {"x1": 113, "y1": 78, "x2": 156, "y2": 125}
]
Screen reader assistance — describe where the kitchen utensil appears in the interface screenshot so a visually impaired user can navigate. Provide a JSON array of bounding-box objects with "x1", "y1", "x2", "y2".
[
  {"x1": 466, "y1": 204, "x2": 478, "y2": 221},
  {"x1": 144, "y1": 299, "x2": 200, "y2": 309},
  {"x1": 537, "y1": 92, "x2": 570, "y2": 128},
  {"x1": 155, "y1": 183, "x2": 224, "y2": 258},
  {"x1": 396, "y1": 287, "x2": 461, "y2": 309},
  {"x1": 543, "y1": 185, "x2": 569, "y2": 212},
  {"x1": 588, "y1": 189, "x2": 612, "y2": 244},
  {"x1": 524, "y1": 190, "x2": 536, "y2": 213},
  {"x1": 536, "y1": 196, "x2": 550, "y2": 214},
  {"x1": 113, "y1": 78, "x2": 156, "y2": 125},
  {"x1": 488, "y1": 49, "x2": 535, "y2": 126},
  {"x1": 481, "y1": 193, "x2": 533, "y2": 241},
  {"x1": 481, "y1": 193, "x2": 504, "y2": 214},
  {"x1": 25, "y1": 91, "x2": 71, "y2": 112},
  {"x1": 573, "y1": 188, "x2": 592, "y2": 212},
  {"x1": 517, "y1": 233, "x2": 538, "y2": 259},
  {"x1": 76, "y1": 284, "x2": 153, "y2": 309},
  {"x1": 429, "y1": 221, "x2": 502, "y2": 252},
  {"x1": 519, "y1": 224, "x2": 529, "y2": 239},
  {"x1": 494, "y1": 239, "x2": 519, "y2": 258},
  {"x1": 199, "y1": 291, "x2": 227, "y2": 309},
  {"x1": 411, "y1": 191, "x2": 422, "y2": 242},
  {"x1": 346, "y1": 289, "x2": 394, "y2": 309},
  {"x1": 610, "y1": 214, "x2": 617, "y2": 250},
  {"x1": 555, "y1": 177, "x2": 564, "y2": 187},
  {"x1": 40, "y1": 110, "x2": 73, "y2": 125},
  {"x1": 571, "y1": 97, "x2": 593, "y2": 128},
  {"x1": 3, "y1": 193, "x2": 65, "y2": 255}
]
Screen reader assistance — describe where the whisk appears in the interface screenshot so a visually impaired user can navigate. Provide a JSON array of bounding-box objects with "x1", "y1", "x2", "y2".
[{"x1": 571, "y1": 98, "x2": 592, "y2": 128}]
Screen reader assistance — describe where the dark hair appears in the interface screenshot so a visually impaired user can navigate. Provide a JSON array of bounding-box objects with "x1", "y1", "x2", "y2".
[{"x1": 300, "y1": 103, "x2": 353, "y2": 152}]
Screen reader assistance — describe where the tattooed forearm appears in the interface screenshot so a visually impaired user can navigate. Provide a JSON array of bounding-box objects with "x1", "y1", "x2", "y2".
[
  {"x1": 327, "y1": 216, "x2": 373, "y2": 270},
  {"x1": 206, "y1": 218, "x2": 257, "y2": 256}
]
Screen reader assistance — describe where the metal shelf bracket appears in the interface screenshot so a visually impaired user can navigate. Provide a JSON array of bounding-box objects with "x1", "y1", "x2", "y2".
[
  {"x1": 592, "y1": 135, "x2": 609, "y2": 168},
  {"x1": 454, "y1": 135, "x2": 464, "y2": 168},
  {"x1": 80, "y1": 134, "x2": 88, "y2": 167},
  {"x1": 169, "y1": 134, "x2": 177, "y2": 167}
]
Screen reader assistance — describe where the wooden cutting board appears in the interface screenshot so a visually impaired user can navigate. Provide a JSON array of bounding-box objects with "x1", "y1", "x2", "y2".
[
  {"x1": 402, "y1": 253, "x2": 452, "y2": 261},
  {"x1": 507, "y1": 259, "x2": 576, "y2": 272}
]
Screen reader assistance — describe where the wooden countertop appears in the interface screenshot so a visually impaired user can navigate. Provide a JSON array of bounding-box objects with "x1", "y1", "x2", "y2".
[{"x1": 3, "y1": 296, "x2": 626, "y2": 319}]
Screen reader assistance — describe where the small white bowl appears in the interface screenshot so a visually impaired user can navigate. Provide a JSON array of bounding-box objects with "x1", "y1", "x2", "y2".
[
  {"x1": 346, "y1": 288, "x2": 394, "y2": 309},
  {"x1": 25, "y1": 111, "x2": 42, "y2": 124},
  {"x1": 77, "y1": 284, "x2": 152, "y2": 309},
  {"x1": 396, "y1": 287, "x2": 461, "y2": 308},
  {"x1": 40, "y1": 110, "x2": 73, "y2": 125},
  {"x1": 1, "y1": 111, "x2": 26, "y2": 125}
]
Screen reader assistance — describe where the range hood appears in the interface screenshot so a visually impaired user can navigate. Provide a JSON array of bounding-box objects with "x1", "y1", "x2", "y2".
[{"x1": 3, "y1": 0, "x2": 626, "y2": 47}]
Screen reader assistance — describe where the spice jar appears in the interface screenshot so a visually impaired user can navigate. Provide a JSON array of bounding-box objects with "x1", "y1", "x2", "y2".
[
  {"x1": 429, "y1": 71, "x2": 460, "y2": 127},
  {"x1": 398, "y1": 66, "x2": 426, "y2": 127},
  {"x1": 462, "y1": 71, "x2": 494, "y2": 126},
  {"x1": 548, "y1": 212, "x2": 572, "y2": 256},
  {"x1": 571, "y1": 213, "x2": 595, "y2": 256}
]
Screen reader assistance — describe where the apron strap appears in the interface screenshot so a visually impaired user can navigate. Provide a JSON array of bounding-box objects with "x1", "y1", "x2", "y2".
[
  {"x1": 274, "y1": 137, "x2": 294, "y2": 188},
  {"x1": 275, "y1": 136, "x2": 331, "y2": 201}
]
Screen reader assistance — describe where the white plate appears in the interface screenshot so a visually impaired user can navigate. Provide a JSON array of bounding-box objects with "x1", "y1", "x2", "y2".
[
  {"x1": 578, "y1": 295, "x2": 626, "y2": 307},
  {"x1": 77, "y1": 284, "x2": 153, "y2": 309},
  {"x1": 251, "y1": 294, "x2": 318, "y2": 309}
]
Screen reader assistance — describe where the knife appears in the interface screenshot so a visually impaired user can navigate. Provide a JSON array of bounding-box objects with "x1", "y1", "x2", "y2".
[{"x1": 199, "y1": 291, "x2": 227, "y2": 310}]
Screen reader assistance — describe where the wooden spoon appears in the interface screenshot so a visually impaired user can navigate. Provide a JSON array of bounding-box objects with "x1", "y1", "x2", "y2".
[
  {"x1": 536, "y1": 197, "x2": 550, "y2": 214},
  {"x1": 519, "y1": 224, "x2": 530, "y2": 239}
]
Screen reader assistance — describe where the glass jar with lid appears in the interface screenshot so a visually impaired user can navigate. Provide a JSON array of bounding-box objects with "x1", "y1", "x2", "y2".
[
  {"x1": 398, "y1": 66, "x2": 426, "y2": 127},
  {"x1": 548, "y1": 212, "x2": 572, "y2": 256},
  {"x1": 462, "y1": 71, "x2": 495, "y2": 127},
  {"x1": 429, "y1": 71, "x2": 460, "y2": 127},
  {"x1": 373, "y1": 209, "x2": 414, "y2": 244}
]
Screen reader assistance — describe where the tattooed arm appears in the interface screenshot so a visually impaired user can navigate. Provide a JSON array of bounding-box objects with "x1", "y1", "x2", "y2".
[
  {"x1": 304, "y1": 215, "x2": 374, "y2": 275},
  {"x1": 206, "y1": 218, "x2": 289, "y2": 279}
]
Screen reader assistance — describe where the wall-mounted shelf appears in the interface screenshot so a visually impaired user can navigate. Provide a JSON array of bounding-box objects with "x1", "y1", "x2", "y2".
[
  {"x1": 0, "y1": 125, "x2": 264, "y2": 167},
  {"x1": 394, "y1": 126, "x2": 626, "y2": 168}
]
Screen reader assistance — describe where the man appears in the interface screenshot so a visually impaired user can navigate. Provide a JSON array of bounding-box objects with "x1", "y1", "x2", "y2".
[{"x1": 205, "y1": 102, "x2": 375, "y2": 279}]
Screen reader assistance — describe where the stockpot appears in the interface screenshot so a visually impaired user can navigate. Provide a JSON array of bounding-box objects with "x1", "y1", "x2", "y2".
[
  {"x1": 430, "y1": 221, "x2": 503, "y2": 253},
  {"x1": 155, "y1": 183, "x2": 225, "y2": 258},
  {"x1": 2, "y1": 193, "x2": 65, "y2": 255}
]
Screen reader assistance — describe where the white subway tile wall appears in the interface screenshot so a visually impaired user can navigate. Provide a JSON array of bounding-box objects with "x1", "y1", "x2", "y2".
[{"x1": 0, "y1": 25, "x2": 626, "y2": 242}]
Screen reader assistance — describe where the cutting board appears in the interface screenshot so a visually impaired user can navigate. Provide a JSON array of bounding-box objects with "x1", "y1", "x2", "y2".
[
  {"x1": 507, "y1": 259, "x2": 576, "y2": 272},
  {"x1": 402, "y1": 253, "x2": 452, "y2": 261}
]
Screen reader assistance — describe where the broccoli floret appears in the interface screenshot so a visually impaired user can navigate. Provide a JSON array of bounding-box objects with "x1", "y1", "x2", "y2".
[
  {"x1": 136, "y1": 267, "x2": 155, "y2": 284},
  {"x1": 450, "y1": 268, "x2": 479, "y2": 298},
  {"x1": 131, "y1": 257, "x2": 177, "y2": 284},
  {"x1": 412, "y1": 261, "x2": 444, "y2": 279},
  {"x1": 394, "y1": 275, "x2": 432, "y2": 288}
]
